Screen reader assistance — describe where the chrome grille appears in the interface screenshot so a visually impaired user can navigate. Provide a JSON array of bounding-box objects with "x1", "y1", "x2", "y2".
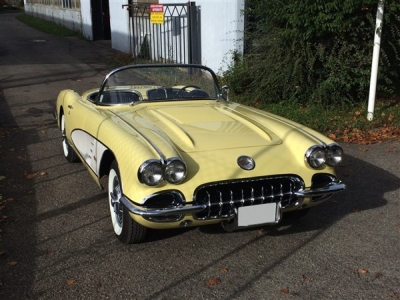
[{"x1": 193, "y1": 176, "x2": 304, "y2": 220}]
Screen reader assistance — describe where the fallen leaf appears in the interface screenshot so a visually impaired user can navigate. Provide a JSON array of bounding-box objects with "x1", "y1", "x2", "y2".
[
  {"x1": 358, "y1": 268, "x2": 368, "y2": 274},
  {"x1": 206, "y1": 277, "x2": 221, "y2": 286},
  {"x1": 374, "y1": 272, "x2": 383, "y2": 279},
  {"x1": 280, "y1": 288, "x2": 289, "y2": 295},
  {"x1": 25, "y1": 172, "x2": 38, "y2": 179},
  {"x1": 301, "y1": 274, "x2": 313, "y2": 283},
  {"x1": 0, "y1": 176, "x2": 5, "y2": 181},
  {"x1": 39, "y1": 171, "x2": 48, "y2": 176},
  {"x1": 66, "y1": 278, "x2": 76, "y2": 285},
  {"x1": 257, "y1": 229, "x2": 266, "y2": 236},
  {"x1": 389, "y1": 291, "x2": 397, "y2": 298},
  {"x1": 358, "y1": 147, "x2": 368, "y2": 152},
  {"x1": 220, "y1": 268, "x2": 229, "y2": 274},
  {"x1": 328, "y1": 133, "x2": 336, "y2": 140},
  {"x1": 8, "y1": 261, "x2": 18, "y2": 266},
  {"x1": 352, "y1": 208, "x2": 360, "y2": 212}
]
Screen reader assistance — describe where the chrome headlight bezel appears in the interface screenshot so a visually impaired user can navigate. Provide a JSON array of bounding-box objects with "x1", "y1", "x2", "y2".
[
  {"x1": 138, "y1": 159, "x2": 164, "y2": 186},
  {"x1": 305, "y1": 144, "x2": 343, "y2": 169},
  {"x1": 305, "y1": 145, "x2": 326, "y2": 169},
  {"x1": 164, "y1": 158, "x2": 187, "y2": 184},
  {"x1": 325, "y1": 144, "x2": 343, "y2": 167}
]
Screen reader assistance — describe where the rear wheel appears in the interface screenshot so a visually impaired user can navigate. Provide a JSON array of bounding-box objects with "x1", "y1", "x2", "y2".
[
  {"x1": 60, "y1": 113, "x2": 79, "y2": 163},
  {"x1": 108, "y1": 160, "x2": 147, "y2": 244}
]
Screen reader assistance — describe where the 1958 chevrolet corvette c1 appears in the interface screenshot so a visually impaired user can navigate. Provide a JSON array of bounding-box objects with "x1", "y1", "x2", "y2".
[{"x1": 55, "y1": 64, "x2": 345, "y2": 244}]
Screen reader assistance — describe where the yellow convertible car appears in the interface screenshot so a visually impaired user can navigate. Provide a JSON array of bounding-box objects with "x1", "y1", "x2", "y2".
[{"x1": 55, "y1": 64, "x2": 345, "y2": 244}]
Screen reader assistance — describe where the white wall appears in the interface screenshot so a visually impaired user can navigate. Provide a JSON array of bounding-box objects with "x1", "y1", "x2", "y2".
[
  {"x1": 80, "y1": 0, "x2": 93, "y2": 40},
  {"x1": 109, "y1": 0, "x2": 131, "y2": 54},
  {"x1": 24, "y1": 3, "x2": 82, "y2": 33}
]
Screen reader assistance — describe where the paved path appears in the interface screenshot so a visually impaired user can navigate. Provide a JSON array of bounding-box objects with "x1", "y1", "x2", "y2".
[{"x1": 1, "y1": 12, "x2": 399, "y2": 300}]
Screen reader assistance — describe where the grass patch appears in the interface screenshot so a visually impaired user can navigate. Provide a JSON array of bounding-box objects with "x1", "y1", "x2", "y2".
[{"x1": 16, "y1": 13, "x2": 79, "y2": 37}]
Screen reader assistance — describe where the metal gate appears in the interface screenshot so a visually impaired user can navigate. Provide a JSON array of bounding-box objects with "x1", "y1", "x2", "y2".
[{"x1": 123, "y1": 2, "x2": 201, "y2": 64}]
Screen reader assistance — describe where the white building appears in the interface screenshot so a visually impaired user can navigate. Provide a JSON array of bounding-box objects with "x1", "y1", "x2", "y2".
[{"x1": 23, "y1": 0, "x2": 245, "y2": 72}]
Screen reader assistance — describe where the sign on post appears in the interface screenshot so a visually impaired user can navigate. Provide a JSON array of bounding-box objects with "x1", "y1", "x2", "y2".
[{"x1": 150, "y1": 4, "x2": 164, "y2": 24}]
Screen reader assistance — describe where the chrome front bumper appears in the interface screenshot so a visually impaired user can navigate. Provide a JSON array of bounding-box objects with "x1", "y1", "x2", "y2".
[{"x1": 120, "y1": 180, "x2": 346, "y2": 219}]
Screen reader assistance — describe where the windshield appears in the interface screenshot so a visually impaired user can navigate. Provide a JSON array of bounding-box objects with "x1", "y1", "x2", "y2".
[{"x1": 97, "y1": 64, "x2": 220, "y2": 105}]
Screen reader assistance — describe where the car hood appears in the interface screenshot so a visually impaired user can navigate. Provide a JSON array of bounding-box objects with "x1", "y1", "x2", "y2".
[{"x1": 113, "y1": 103, "x2": 284, "y2": 153}]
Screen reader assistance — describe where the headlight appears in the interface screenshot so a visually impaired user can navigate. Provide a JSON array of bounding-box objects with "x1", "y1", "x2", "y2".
[
  {"x1": 306, "y1": 146, "x2": 326, "y2": 168},
  {"x1": 326, "y1": 144, "x2": 343, "y2": 167},
  {"x1": 164, "y1": 158, "x2": 187, "y2": 184},
  {"x1": 138, "y1": 160, "x2": 163, "y2": 186}
]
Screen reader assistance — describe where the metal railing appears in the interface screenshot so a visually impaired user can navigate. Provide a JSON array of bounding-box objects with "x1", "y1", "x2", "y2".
[{"x1": 123, "y1": 2, "x2": 201, "y2": 65}]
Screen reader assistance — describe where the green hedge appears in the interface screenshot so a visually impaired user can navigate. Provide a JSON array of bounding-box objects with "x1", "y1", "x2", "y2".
[{"x1": 224, "y1": 0, "x2": 400, "y2": 106}]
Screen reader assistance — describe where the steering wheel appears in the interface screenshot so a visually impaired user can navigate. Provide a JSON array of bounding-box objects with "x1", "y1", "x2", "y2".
[{"x1": 177, "y1": 85, "x2": 201, "y2": 97}]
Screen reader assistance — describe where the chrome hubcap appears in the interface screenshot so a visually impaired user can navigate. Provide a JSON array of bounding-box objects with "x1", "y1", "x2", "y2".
[{"x1": 110, "y1": 177, "x2": 123, "y2": 225}]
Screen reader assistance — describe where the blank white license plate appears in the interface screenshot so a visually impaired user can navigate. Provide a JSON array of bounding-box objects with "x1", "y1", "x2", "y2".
[{"x1": 238, "y1": 203, "x2": 280, "y2": 227}]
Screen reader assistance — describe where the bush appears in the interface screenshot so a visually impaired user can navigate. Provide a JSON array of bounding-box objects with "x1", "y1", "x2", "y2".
[{"x1": 224, "y1": 0, "x2": 400, "y2": 106}]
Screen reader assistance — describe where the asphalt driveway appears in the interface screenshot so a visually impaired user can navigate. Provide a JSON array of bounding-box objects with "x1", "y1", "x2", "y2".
[{"x1": 1, "y1": 13, "x2": 399, "y2": 299}]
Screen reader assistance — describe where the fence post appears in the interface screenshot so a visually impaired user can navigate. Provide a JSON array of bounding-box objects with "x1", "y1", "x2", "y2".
[{"x1": 188, "y1": 2, "x2": 201, "y2": 64}]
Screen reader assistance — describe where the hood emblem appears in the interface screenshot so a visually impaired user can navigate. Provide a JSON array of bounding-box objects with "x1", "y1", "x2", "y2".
[{"x1": 237, "y1": 156, "x2": 255, "y2": 170}]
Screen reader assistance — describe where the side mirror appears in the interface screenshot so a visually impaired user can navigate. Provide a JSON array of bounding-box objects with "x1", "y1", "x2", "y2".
[{"x1": 220, "y1": 85, "x2": 229, "y2": 101}]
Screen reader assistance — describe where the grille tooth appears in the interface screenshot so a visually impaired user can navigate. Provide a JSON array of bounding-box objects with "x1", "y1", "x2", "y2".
[
  {"x1": 206, "y1": 191, "x2": 211, "y2": 218},
  {"x1": 260, "y1": 186, "x2": 265, "y2": 204},
  {"x1": 194, "y1": 176, "x2": 303, "y2": 220},
  {"x1": 218, "y1": 191, "x2": 223, "y2": 216}
]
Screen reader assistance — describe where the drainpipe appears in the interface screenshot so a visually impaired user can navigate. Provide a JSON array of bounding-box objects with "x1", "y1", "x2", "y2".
[{"x1": 367, "y1": 0, "x2": 384, "y2": 121}]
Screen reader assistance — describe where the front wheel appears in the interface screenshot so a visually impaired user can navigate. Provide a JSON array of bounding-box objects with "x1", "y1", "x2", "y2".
[
  {"x1": 108, "y1": 160, "x2": 147, "y2": 244},
  {"x1": 60, "y1": 113, "x2": 79, "y2": 163}
]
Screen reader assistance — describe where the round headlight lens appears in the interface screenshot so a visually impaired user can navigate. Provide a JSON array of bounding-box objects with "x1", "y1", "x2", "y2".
[
  {"x1": 138, "y1": 160, "x2": 163, "y2": 186},
  {"x1": 164, "y1": 158, "x2": 187, "y2": 184},
  {"x1": 326, "y1": 145, "x2": 343, "y2": 167},
  {"x1": 306, "y1": 146, "x2": 326, "y2": 168}
]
